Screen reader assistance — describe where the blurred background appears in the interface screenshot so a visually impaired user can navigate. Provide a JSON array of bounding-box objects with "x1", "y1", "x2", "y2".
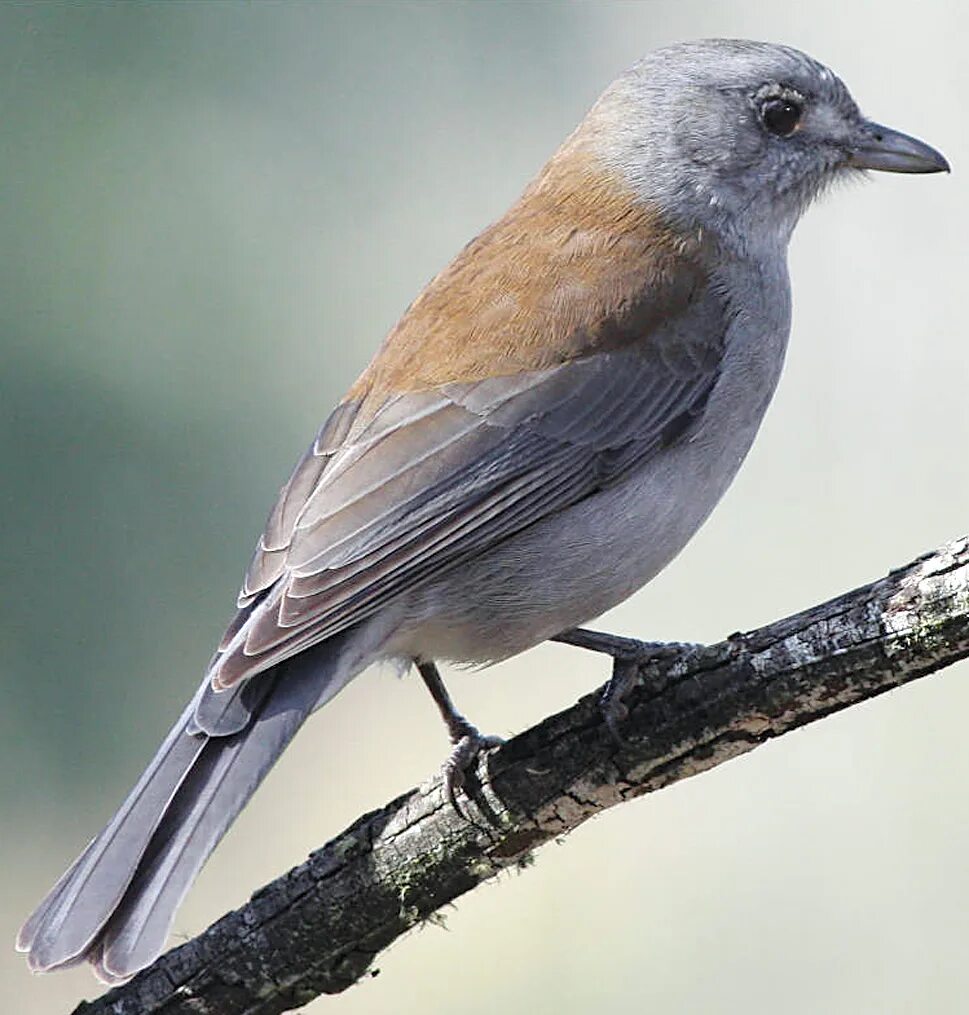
[{"x1": 2, "y1": 2, "x2": 967, "y2": 1012}]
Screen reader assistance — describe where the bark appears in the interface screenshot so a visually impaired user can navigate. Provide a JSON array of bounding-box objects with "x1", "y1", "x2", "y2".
[{"x1": 72, "y1": 535, "x2": 969, "y2": 1015}]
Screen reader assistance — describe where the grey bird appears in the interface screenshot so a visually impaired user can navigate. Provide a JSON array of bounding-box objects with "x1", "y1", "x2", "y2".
[{"x1": 18, "y1": 39, "x2": 948, "y2": 984}]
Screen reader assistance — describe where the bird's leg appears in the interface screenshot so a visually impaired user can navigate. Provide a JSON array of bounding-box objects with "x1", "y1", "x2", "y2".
[
  {"x1": 416, "y1": 659, "x2": 505, "y2": 812},
  {"x1": 550, "y1": 627, "x2": 703, "y2": 745}
]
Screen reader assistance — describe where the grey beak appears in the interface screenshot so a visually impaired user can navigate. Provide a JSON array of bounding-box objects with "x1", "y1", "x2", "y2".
[{"x1": 848, "y1": 121, "x2": 950, "y2": 173}]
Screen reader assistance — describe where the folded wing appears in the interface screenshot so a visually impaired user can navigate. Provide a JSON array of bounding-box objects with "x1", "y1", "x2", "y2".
[{"x1": 211, "y1": 330, "x2": 725, "y2": 690}]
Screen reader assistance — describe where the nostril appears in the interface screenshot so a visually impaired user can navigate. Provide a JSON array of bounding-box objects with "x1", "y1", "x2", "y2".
[{"x1": 872, "y1": 130, "x2": 884, "y2": 142}]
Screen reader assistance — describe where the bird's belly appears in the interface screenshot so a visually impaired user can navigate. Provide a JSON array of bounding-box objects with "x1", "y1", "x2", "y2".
[{"x1": 393, "y1": 414, "x2": 757, "y2": 666}]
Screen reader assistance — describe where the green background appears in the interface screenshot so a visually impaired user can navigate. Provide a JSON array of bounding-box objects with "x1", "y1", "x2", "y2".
[{"x1": 3, "y1": 2, "x2": 967, "y2": 1012}]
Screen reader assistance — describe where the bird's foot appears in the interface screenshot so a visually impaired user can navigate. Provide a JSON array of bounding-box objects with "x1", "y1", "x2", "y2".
[
  {"x1": 441, "y1": 718, "x2": 505, "y2": 813},
  {"x1": 416, "y1": 658, "x2": 505, "y2": 814},
  {"x1": 552, "y1": 628, "x2": 703, "y2": 746}
]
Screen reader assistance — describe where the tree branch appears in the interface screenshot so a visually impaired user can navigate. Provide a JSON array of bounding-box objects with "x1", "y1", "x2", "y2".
[{"x1": 72, "y1": 535, "x2": 969, "y2": 1015}]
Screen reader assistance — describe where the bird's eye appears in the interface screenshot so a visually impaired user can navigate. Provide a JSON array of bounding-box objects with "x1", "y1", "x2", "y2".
[{"x1": 761, "y1": 97, "x2": 802, "y2": 137}]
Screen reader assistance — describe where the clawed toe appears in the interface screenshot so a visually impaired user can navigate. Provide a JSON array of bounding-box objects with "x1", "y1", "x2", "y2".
[
  {"x1": 551, "y1": 629, "x2": 704, "y2": 747},
  {"x1": 623, "y1": 639, "x2": 704, "y2": 667},
  {"x1": 599, "y1": 666, "x2": 632, "y2": 747},
  {"x1": 442, "y1": 726, "x2": 505, "y2": 812}
]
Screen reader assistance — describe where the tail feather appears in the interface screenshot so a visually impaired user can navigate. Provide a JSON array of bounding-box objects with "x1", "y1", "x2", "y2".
[
  {"x1": 19, "y1": 694, "x2": 207, "y2": 971},
  {"x1": 18, "y1": 632, "x2": 366, "y2": 982},
  {"x1": 94, "y1": 662, "x2": 324, "y2": 981},
  {"x1": 189, "y1": 654, "x2": 274, "y2": 737},
  {"x1": 17, "y1": 839, "x2": 94, "y2": 955}
]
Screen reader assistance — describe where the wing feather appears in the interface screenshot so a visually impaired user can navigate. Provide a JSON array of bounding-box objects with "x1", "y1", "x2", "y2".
[
  {"x1": 210, "y1": 335, "x2": 724, "y2": 690},
  {"x1": 239, "y1": 400, "x2": 361, "y2": 604}
]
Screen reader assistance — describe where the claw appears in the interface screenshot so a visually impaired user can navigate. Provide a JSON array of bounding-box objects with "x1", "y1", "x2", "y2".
[
  {"x1": 442, "y1": 725, "x2": 505, "y2": 813},
  {"x1": 551, "y1": 628, "x2": 704, "y2": 746},
  {"x1": 600, "y1": 658, "x2": 635, "y2": 747}
]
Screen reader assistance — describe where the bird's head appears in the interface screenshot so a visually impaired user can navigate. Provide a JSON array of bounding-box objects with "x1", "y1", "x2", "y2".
[{"x1": 584, "y1": 39, "x2": 948, "y2": 253}]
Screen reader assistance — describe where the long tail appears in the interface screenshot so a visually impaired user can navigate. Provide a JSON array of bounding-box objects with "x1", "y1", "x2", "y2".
[{"x1": 17, "y1": 634, "x2": 364, "y2": 983}]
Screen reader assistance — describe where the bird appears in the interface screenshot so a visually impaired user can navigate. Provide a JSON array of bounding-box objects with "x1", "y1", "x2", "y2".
[{"x1": 18, "y1": 38, "x2": 948, "y2": 985}]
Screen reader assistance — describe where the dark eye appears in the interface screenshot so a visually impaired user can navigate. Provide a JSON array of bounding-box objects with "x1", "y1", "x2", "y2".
[{"x1": 761, "y1": 98, "x2": 802, "y2": 137}]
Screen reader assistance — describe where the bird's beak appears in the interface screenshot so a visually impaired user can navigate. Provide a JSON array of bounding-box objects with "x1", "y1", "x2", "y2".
[{"x1": 847, "y1": 120, "x2": 950, "y2": 174}]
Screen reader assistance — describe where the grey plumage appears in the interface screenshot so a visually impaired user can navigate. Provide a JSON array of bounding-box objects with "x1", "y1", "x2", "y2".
[{"x1": 19, "y1": 38, "x2": 947, "y2": 984}]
